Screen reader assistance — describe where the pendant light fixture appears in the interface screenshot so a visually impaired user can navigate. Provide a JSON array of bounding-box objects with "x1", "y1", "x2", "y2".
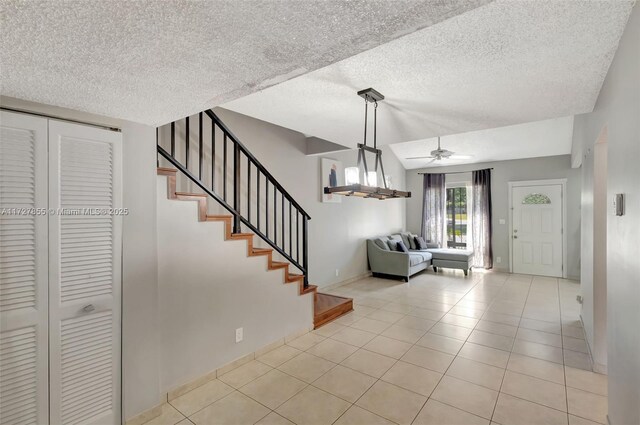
[{"x1": 324, "y1": 88, "x2": 411, "y2": 200}]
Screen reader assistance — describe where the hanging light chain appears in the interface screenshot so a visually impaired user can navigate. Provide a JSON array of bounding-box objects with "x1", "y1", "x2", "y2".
[
  {"x1": 363, "y1": 97, "x2": 368, "y2": 147},
  {"x1": 373, "y1": 100, "x2": 378, "y2": 150}
]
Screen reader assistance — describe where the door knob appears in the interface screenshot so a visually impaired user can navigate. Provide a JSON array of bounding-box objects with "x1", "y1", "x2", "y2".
[
  {"x1": 513, "y1": 229, "x2": 518, "y2": 233},
  {"x1": 513, "y1": 235, "x2": 518, "y2": 239},
  {"x1": 82, "y1": 304, "x2": 95, "y2": 313}
]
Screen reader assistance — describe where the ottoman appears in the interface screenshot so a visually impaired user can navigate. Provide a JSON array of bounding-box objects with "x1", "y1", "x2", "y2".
[{"x1": 428, "y1": 248, "x2": 474, "y2": 276}]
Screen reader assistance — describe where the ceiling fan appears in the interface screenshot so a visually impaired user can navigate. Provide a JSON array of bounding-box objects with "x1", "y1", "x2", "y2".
[{"x1": 405, "y1": 137, "x2": 472, "y2": 163}]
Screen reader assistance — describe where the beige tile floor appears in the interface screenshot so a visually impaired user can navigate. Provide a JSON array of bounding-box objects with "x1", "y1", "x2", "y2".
[{"x1": 144, "y1": 271, "x2": 608, "y2": 425}]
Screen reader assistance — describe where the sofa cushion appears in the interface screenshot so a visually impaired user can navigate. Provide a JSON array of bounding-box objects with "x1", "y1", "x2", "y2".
[
  {"x1": 409, "y1": 254, "x2": 425, "y2": 266},
  {"x1": 389, "y1": 234, "x2": 403, "y2": 243},
  {"x1": 374, "y1": 237, "x2": 390, "y2": 251},
  {"x1": 415, "y1": 236, "x2": 427, "y2": 250},
  {"x1": 396, "y1": 240, "x2": 408, "y2": 253},
  {"x1": 410, "y1": 251, "x2": 432, "y2": 262},
  {"x1": 387, "y1": 240, "x2": 399, "y2": 251},
  {"x1": 400, "y1": 232, "x2": 417, "y2": 250},
  {"x1": 428, "y1": 248, "x2": 474, "y2": 262}
]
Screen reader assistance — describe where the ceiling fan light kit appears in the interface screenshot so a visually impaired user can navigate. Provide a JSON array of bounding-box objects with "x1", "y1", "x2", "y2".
[
  {"x1": 323, "y1": 88, "x2": 411, "y2": 200},
  {"x1": 405, "y1": 136, "x2": 472, "y2": 162}
]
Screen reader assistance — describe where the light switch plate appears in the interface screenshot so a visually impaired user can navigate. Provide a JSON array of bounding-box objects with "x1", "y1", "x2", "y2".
[
  {"x1": 614, "y1": 193, "x2": 624, "y2": 216},
  {"x1": 499, "y1": 218, "x2": 506, "y2": 225}
]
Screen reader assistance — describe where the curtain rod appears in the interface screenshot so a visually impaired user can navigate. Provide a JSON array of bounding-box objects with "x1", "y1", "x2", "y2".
[{"x1": 418, "y1": 167, "x2": 493, "y2": 175}]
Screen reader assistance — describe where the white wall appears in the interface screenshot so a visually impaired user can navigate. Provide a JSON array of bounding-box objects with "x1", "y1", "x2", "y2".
[
  {"x1": 120, "y1": 122, "x2": 162, "y2": 419},
  {"x1": 212, "y1": 108, "x2": 407, "y2": 287},
  {"x1": 405, "y1": 155, "x2": 581, "y2": 278},
  {"x1": 571, "y1": 4, "x2": 640, "y2": 424},
  {"x1": 0, "y1": 97, "x2": 162, "y2": 421},
  {"x1": 580, "y1": 145, "x2": 595, "y2": 357},
  {"x1": 156, "y1": 176, "x2": 312, "y2": 391}
]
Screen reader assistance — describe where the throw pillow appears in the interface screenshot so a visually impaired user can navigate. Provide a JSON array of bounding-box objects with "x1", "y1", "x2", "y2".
[
  {"x1": 396, "y1": 240, "x2": 408, "y2": 253},
  {"x1": 400, "y1": 232, "x2": 412, "y2": 250},
  {"x1": 374, "y1": 237, "x2": 390, "y2": 251},
  {"x1": 387, "y1": 240, "x2": 399, "y2": 251},
  {"x1": 409, "y1": 234, "x2": 418, "y2": 249},
  {"x1": 415, "y1": 236, "x2": 428, "y2": 250}
]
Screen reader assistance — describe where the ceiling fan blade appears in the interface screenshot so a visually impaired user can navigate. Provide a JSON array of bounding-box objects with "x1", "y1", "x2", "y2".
[{"x1": 405, "y1": 156, "x2": 435, "y2": 159}]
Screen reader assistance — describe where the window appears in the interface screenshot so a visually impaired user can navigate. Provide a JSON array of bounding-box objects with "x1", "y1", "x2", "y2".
[
  {"x1": 522, "y1": 193, "x2": 551, "y2": 204},
  {"x1": 446, "y1": 186, "x2": 468, "y2": 249}
]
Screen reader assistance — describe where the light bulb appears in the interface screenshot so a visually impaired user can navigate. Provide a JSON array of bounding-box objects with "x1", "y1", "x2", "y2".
[
  {"x1": 366, "y1": 171, "x2": 377, "y2": 187},
  {"x1": 345, "y1": 167, "x2": 359, "y2": 185}
]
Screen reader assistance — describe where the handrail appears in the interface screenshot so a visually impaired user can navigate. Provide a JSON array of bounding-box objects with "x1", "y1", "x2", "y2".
[
  {"x1": 157, "y1": 110, "x2": 310, "y2": 287},
  {"x1": 205, "y1": 109, "x2": 311, "y2": 219},
  {"x1": 158, "y1": 145, "x2": 306, "y2": 273}
]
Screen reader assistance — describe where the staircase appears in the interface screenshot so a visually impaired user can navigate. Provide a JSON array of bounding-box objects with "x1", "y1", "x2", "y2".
[{"x1": 156, "y1": 109, "x2": 352, "y2": 328}]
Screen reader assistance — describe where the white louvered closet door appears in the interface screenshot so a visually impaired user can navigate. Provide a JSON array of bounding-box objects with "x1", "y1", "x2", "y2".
[
  {"x1": 48, "y1": 120, "x2": 122, "y2": 425},
  {"x1": 0, "y1": 111, "x2": 49, "y2": 425}
]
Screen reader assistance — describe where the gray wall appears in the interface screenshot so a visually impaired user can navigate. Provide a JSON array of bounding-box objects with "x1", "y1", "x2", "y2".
[
  {"x1": 214, "y1": 108, "x2": 407, "y2": 287},
  {"x1": 571, "y1": 4, "x2": 640, "y2": 424},
  {"x1": 405, "y1": 155, "x2": 581, "y2": 278},
  {"x1": 0, "y1": 97, "x2": 162, "y2": 421},
  {"x1": 156, "y1": 176, "x2": 312, "y2": 392}
]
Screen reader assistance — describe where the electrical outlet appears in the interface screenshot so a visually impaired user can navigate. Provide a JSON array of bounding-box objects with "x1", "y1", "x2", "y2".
[
  {"x1": 235, "y1": 328, "x2": 243, "y2": 343},
  {"x1": 335, "y1": 269, "x2": 339, "y2": 277},
  {"x1": 496, "y1": 257, "x2": 502, "y2": 263}
]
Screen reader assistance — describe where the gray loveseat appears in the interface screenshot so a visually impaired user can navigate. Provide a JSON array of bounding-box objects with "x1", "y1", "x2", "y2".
[{"x1": 367, "y1": 232, "x2": 474, "y2": 281}]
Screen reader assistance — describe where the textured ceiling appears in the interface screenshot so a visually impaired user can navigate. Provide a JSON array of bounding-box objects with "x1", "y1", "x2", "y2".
[
  {"x1": 0, "y1": 0, "x2": 490, "y2": 125},
  {"x1": 390, "y1": 116, "x2": 574, "y2": 170},
  {"x1": 224, "y1": 1, "x2": 634, "y2": 149}
]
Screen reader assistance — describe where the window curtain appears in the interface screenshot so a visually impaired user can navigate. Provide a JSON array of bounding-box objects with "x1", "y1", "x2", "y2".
[
  {"x1": 421, "y1": 173, "x2": 446, "y2": 247},
  {"x1": 472, "y1": 169, "x2": 492, "y2": 268}
]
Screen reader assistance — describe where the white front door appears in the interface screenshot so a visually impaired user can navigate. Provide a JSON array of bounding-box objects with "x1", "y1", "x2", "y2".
[
  {"x1": 48, "y1": 120, "x2": 122, "y2": 425},
  {"x1": 511, "y1": 183, "x2": 564, "y2": 277}
]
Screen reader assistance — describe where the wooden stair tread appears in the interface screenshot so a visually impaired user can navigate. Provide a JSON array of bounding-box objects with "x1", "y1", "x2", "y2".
[
  {"x1": 207, "y1": 215, "x2": 232, "y2": 220},
  {"x1": 158, "y1": 168, "x2": 316, "y2": 299},
  {"x1": 157, "y1": 167, "x2": 177, "y2": 175},
  {"x1": 175, "y1": 192, "x2": 207, "y2": 197},
  {"x1": 313, "y1": 293, "x2": 353, "y2": 329},
  {"x1": 302, "y1": 284, "x2": 318, "y2": 295}
]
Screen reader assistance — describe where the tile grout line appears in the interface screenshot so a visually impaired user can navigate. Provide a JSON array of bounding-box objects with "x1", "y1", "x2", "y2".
[
  {"x1": 162, "y1": 273, "x2": 589, "y2": 425},
  {"x1": 558, "y1": 276, "x2": 571, "y2": 425},
  {"x1": 489, "y1": 274, "x2": 532, "y2": 423},
  {"x1": 411, "y1": 271, "x2": 510, "y2": 423},
  {"x1": 327, "y1": 271, "x2": 483, "y2": 424}
]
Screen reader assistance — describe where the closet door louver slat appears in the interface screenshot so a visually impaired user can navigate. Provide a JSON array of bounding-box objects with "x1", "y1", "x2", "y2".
[
  {"x1": 0, "y1": 112, "x2": 49, "y2": 425},
  {"x1": 49, "y1": 120, "x2": 122, "y2": 425}
]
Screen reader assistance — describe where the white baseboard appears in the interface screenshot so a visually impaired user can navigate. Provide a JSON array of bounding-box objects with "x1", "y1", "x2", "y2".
[
  {"x1": 578, "y1": 314, "x2": 608, "y2": 374},
  {"x1": 125, "y1": 403, "x2": 164, "y2": 425},
  {"x1": 320, "y1": 272, "x2": 372, "y2": 292},
  {"x1": 125, "y1": 325, "x2": 312, "y2": 424},
  {"x1": 167, "y1": 325, "x2": 312, "y2": 401},
  {"x1": 593, "y1": 362, "x2": 608, "y2": 374}
]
